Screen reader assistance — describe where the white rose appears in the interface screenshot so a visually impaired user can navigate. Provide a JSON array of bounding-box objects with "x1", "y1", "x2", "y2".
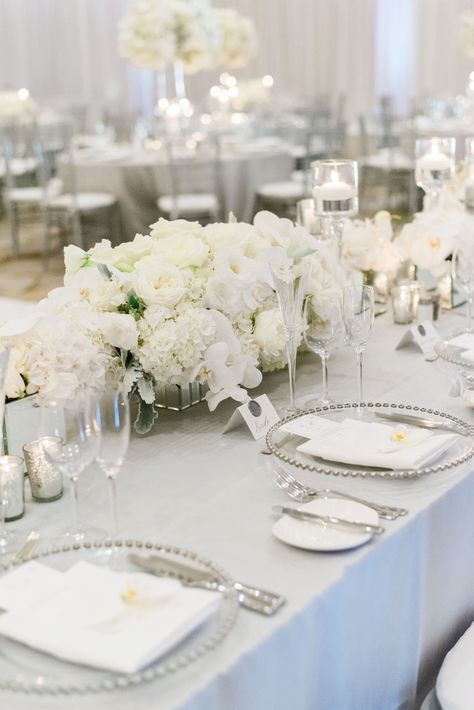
[
  {"x1": 133, "y1": 258, "x2": 186, "y2": 307},
  {"x1": 96, "y1": 312, "x2": 138, "y2": 351},
  {"x1": 149, "y1": 218, "x2": 203, "y2": 240},
  {"x1": 153, "y1": 234, "x2": 208, "y2": 268}
]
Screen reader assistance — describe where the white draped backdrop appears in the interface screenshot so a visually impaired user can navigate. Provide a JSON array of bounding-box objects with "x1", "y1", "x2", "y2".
[{"x1": 0, "y1": 0, "x2": 473, "y2": 119}]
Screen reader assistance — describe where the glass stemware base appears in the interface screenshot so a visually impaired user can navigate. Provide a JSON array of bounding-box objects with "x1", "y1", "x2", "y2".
[
  {"x1": 0, "y1": 528, "x2": 22, "y2": 556},
  {"x1": 56, "y1": 525, "x2": 107, "y2": 546}
]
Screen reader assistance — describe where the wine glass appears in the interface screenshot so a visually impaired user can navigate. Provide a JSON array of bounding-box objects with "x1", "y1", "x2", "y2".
[
  {"x1": 39, "y1": 396, "x2": 103, "y2": 543},
  {"x1": 94, "y1": 388, "x2": 130, "y2": 540},
  {"x1": 273, "y1": 261, "x2": 309, "y2": 414},
  {"x1": 452, "y1": 244, "x2": 474, "y2": 332},
  {"x1": 343, "y1": 284, "x2": 375, "y2": 409},
  {"x1": 303, "y1": 296, "x2": 344, "y2": 407}
]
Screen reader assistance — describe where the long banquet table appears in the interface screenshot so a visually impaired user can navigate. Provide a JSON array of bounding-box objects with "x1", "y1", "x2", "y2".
[{"x1": 4, "y1": 309, "x2": 474, "y2": 710}]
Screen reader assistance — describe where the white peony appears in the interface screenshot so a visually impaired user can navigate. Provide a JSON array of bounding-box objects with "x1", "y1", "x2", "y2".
[{"x1": 132, "y1": 258, "x2": 186, "y2": 308}]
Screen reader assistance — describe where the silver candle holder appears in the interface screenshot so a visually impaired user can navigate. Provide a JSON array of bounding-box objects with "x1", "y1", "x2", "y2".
[
  {"x1": 23, "y1": 436, "x2": 63, "y2": 503},
  {"x1": 0, "y1": 454, "x2": 25, "y2": 521}
]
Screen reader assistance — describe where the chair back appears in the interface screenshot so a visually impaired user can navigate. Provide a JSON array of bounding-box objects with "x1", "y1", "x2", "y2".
[
  {"x1": 164, "y1": 135, "x2": 223, "y2": 219},
  {"x1": 0, "y1": 121, "x2": 48, "y2": 196}
]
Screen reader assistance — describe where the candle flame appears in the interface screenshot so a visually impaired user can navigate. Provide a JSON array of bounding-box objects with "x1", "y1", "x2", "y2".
[{"x1": 330, "y1": 169, "x2": 339, "y2": 183}]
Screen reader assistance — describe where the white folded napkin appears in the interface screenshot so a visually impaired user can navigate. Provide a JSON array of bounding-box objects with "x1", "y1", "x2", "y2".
[
  {"x1": 448, "y1": 334, "x2": 474, "y2": 351},
  {"x1": 0, "y1": 560, "x2": 219, "y2": 674},
  {"x1": 436, "y1": 621, "x2": 474, "y2": 710},
  {"x1": 297, "y1": 417, "x2": 458, "y2": 470}
]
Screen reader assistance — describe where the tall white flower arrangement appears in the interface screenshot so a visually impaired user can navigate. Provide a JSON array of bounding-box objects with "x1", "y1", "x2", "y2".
[
  {"x1": 213, "y1": 8, "x2": 258, "y2": 68},
  {"x1": 459, "y1": 10, "x2": 474, "y2": 59},
  {"x1": 118, "y1": 0, "x2": 220, "y2": 73}
]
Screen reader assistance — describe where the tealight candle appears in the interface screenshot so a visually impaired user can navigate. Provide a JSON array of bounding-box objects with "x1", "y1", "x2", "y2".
[
  {"x1": 313, "y1": 180, "x2": 356, "y2": 201},
  {"x1": 0, "y1": 455, "x2": 25, "y2": 521}
]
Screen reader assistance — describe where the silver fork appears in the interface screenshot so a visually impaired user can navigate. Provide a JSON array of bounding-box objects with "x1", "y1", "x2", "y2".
[{"x1": 274, "y1": 467, "x2": 408, "y2": 520}]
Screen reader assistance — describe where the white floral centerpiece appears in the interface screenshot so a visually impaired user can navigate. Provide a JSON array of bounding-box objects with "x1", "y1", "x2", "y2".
[
  {"x1": 342, "y1": 211, "x2": 406, "y2": 280},
  {"x1": 2, "y1": 213, "x2": 343, "y2": 433},
  {"x1": 118, "y1": 0, "x2": 220, "y2": 73},
  {"x1": 394, "y1": 208, "x2": 474, "y2": 278},
  {"x1": 0, "y1": 89, "x2": 37, "y2": 122},
  {"x1": 213, "y1": 8, "x2": 258, "y2": 68}
]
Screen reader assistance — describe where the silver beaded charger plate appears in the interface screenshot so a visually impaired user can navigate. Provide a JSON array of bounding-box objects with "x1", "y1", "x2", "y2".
[
  {"x1": 435, "y1": 330, "x2": 474, "y2": 372},
  {"x1": 0, "y1": 540, "x2": 239, "y2": 695},
  {"x1": 266, "y1": 402, "x2": 474, "y2": 479}
]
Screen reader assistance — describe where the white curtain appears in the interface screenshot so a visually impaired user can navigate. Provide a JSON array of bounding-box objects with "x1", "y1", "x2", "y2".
[{"x1": 0, "y1": 0, "x2": 473, "y2": 119}]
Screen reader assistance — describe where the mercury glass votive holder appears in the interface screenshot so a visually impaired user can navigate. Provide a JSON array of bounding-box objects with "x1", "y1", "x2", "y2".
[
  {"x1": 23, "y1": 436, "x2": 63, "y2": 503},
  {"x1": 391, "y1": 285, "x2": 415, "y2": 325},
  {"x1": 0, "y1": 455, "x2": 25, "y2": 521}
]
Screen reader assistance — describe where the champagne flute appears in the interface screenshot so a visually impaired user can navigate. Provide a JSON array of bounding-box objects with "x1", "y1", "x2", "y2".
[
  {"x1": 343, "y1": 284, "x2": 375, "y2": 409},
  {"x1": 273, "y1": 261, "x2": 309, "y2": 414},
  {"x1": 303, "y1": 296, "x2": 344, "y2": 407},
  {"x1": 39, "y1": 396, "x2": 103, "y2": 543},
  {"x1": 94, "y1": 388, "x2": 130, "y2": 540},
  {"x1": 452, "y1": 244, "x2": 474, "y2": 332}
]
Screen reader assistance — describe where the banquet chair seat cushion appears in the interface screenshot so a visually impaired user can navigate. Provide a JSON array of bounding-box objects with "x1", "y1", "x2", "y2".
[
  {"x1": 257, "y1": 180, "x2": 307, "y2": 201},
  {"x1": 157, "y1": 193, "x2": 218, "y2": 215},
  {"x1": 0, "y1": 157, "x2": 37, "y2": 179},
  {"x1": 6, "y1": 187, "x2": 45, "y2": 204},
  {"x1": 362, "y1": 148, "x2": 413, "y2": 171},
  {"x1": 48, "y1": 192, "x2": 117, "y2": 212}
]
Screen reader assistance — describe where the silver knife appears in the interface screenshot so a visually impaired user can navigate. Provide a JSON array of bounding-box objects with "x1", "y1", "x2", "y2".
[
  {"x1": 273, "y1": 506, "x2": 385, "y2": 535},
  {"x1": 374, "y1": 411, "x2": 458, "y2": 432},
  {"x1": 128, "y1": 553, "x2": 286, "y2": 616}
]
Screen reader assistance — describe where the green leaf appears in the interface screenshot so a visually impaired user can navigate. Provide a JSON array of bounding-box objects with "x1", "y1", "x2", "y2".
[
  {"x1": 118, "y1": 290, "x2": 147, "y2": 321},
  {"x1": 134, "y1": 395, "x2": 159, "y2": 434},
  {"x1": 81, "y1": 255, "x2": 93, "y2": 268},
  {"x1": 97, "y1": 263, "x2": 112, "y2": 280}
]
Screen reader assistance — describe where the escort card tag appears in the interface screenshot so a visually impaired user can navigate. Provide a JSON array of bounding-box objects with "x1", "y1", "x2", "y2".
[
  {"x1": 222, "y1": 395, "x2": 280, "y2": 440},
  {"x1": 395, "y1": 321, "x2": 441, "y2": 361}
]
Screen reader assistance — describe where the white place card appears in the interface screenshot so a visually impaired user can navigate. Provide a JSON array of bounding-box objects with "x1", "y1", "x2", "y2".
[
  {"x1": 280, "y1": 414, "x2": 339, "y2": 440},
  {"x1": 222, "y1": 395, "x2": 280, "y2": 440},
  {"x1": 395, "y1": 321, "x2": 441, "y2": 361}
]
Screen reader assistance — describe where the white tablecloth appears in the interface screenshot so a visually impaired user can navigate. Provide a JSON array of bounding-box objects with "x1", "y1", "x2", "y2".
[
  {"x1": 3, "y1": 309, "x2": 474, "y2": 710},
  {"x1": 59, "y1": 145, "x2": 293, "y2": 241}
]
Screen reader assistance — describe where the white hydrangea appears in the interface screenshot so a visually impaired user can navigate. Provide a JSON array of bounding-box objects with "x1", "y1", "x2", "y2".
[
  {"x1": 136, "y1": 304, "x2": 217, "y2": 386},
  {"x1": 213, "y1": 8, "x2": 258, "y2": 68}
]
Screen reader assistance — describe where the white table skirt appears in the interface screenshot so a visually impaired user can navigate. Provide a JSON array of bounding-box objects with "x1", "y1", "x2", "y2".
[
  {"x1": 60, "y1": 148, "x2": 293, "y2": 242},
  {"x1": 3, "y1": 309, "x2": 474, "y2": 710}
]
